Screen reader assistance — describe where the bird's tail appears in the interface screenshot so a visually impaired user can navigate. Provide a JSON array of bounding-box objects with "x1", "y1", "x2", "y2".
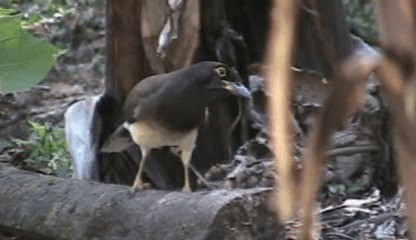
[{"x1": 100, "y1": 125, "x2": 135, "y2": 153}]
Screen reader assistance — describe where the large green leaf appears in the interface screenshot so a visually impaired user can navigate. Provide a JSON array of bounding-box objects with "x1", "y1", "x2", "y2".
[{"x1": 0, "y1": 10, "x2": 64, "y2": 93}]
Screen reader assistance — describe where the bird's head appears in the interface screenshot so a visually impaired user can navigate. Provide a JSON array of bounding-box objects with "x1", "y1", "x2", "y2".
[{"x1": 196, "y1": 62, "x2": 251, "y2": 101}]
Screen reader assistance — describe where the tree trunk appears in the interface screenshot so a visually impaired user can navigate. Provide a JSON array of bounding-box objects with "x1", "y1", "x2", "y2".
[{"x1": 105, "y1": 0, "x2": 152, "y2": 104}]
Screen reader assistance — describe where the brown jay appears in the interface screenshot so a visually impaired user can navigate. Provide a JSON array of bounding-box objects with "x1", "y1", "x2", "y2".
[{"x1": 103, "y1": 61, "x2": 250, "y2": 191}]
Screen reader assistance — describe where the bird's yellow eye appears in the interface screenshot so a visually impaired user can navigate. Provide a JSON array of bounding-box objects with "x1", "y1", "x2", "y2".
[{"x1": 214, "y1": 66, "x2": 227, "y2": 78}]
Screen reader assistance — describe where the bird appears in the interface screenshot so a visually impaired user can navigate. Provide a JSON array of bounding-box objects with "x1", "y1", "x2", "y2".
[{"x1": 102, "y1": 61, "x2": 251, "y2": 192}]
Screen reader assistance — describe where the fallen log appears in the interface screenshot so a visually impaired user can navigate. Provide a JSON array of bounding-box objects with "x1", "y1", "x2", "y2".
[{"x1": 0, "y1": 165, "x2": 282, "y2": 240}]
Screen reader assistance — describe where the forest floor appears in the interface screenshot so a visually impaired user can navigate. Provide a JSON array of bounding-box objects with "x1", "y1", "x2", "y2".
[{"x1": 0, "y1": 1, "x2": 408, "y2": 239}]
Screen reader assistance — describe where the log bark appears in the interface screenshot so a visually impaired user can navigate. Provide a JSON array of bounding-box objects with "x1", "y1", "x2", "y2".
[{"x1": 0, "y1": 165, "x2": 282, "y2": 240}]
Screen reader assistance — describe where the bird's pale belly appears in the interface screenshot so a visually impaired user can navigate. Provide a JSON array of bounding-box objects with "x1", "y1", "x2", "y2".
[{"x1": 123, "y1": 121, "x2": 197, "y2": 150}]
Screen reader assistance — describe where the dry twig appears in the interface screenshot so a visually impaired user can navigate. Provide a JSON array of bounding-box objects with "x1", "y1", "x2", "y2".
[
  {"x1": 373, "y1": 2, "x2": 416, "y2": 239},
  {"x1": 266, "y1": 0, "x2": 300, "y2": 222}
]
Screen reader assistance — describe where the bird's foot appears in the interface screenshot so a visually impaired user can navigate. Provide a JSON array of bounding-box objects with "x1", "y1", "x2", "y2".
[
  {"x1": 130, "y1": 184, "x2": 143, "y2": 193},
  {"x1": 131, "y1": 180, "x2": 151, "y2": 192},
  {"x1": 132, "y1": 179, "x2": 144, "y2": 189},
  {"x1": 182, "y1": 180, "x2": 192, "y2": 192},
  {"x1": 182, "y1": 185, "x2": 192, "y2": 192}
]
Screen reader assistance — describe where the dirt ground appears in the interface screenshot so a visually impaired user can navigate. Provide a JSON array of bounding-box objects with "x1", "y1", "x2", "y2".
[{"x1": 0, "y1": 1, "x2": 409, "y2": 239}]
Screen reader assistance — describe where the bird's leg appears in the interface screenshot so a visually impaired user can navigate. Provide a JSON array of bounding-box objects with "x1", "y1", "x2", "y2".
[
  {"x1": 133, "y1": 148, "x2": 149, "y2": 189},
  {"x1": 181, "y1": 149, "x2": 193, "y2": 192}
]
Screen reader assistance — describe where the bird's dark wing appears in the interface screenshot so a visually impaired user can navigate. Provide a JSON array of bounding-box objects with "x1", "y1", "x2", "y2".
[
  {"x1": 123, "y1": 74, "x2": 165, "y2": 123},
  {"x1": 123, "y1": 70, "x2": 208, "y2": 132}
]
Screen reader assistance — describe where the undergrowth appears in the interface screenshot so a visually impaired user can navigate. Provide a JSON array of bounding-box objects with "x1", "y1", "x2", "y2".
[{"x1": 13, "y1": 121, "x2": 72, "y2": 177}]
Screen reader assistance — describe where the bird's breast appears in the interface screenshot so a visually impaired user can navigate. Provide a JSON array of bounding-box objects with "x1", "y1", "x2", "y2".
[{"x1": 123, "y1": 121, "x2": 198, "y2": 151}]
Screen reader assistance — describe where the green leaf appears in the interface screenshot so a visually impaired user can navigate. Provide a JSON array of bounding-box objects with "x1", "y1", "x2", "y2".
[
  {"x1": 0, "y1": 13, "x2": 65, "y2": 93},
  {"x1": 0, "y1": 8, "x2": 15, "y2": 16}
]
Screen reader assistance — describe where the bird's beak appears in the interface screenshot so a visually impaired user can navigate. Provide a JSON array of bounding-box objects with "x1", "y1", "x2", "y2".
[{"x1": 221, "y1": 80, "x2": 251, "y2": 99}]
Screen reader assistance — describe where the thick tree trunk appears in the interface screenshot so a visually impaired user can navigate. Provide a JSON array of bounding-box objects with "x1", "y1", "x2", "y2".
[
  {"x1": 95, "y1": 0, "x2": 152, "y2": 186},
  {"x1": 105, "y1": 0, "x2": 152, "y2": 104},
  {"x1": 0, "y1": 165, "x2": 283, "y2": 240},
  {"x1": 296, "y1": 0, "x2": 353, "y2": 78}
]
